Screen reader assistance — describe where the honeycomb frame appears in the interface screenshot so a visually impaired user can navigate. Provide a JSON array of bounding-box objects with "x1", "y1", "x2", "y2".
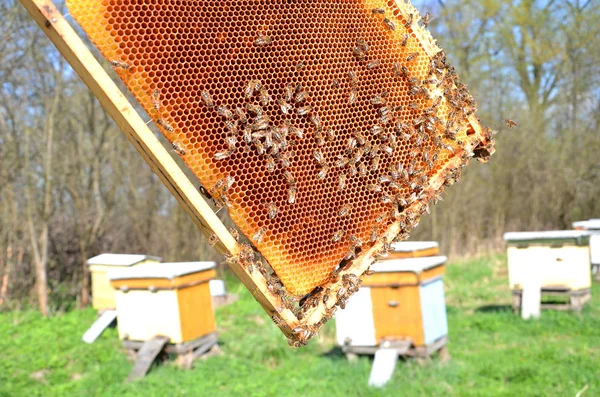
[{"x1": 21, "y1": 0, "x2": 494, "y2": 346}]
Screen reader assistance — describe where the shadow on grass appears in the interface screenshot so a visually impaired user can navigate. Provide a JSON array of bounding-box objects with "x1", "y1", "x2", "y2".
[
  {"x1": 475, "y1": 304, "x2": 514, "y2": 313},
  {"x1": 320, "y1": 346, "x2": 347, "y2": 360}
]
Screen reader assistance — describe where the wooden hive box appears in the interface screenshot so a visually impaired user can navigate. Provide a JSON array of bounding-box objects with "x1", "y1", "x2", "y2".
[
  {"x1": 387, "y1": 241, "x2": 440, "y2": 259},
  {"x1": 336, "y1": 256, "x2": 448, "y2": 348},
  {"x1": 87, "y1": 253, "x2": 162, "y2": 311},
  {"x1": 504, "y1": 231, "x2": 591, "y2": 291},
  {"x1": 109, "y1": 262, "x2": 217, "y2": 344},
  {"x1": 572, "y1": 219, "x2": 600, "y2": 274}
]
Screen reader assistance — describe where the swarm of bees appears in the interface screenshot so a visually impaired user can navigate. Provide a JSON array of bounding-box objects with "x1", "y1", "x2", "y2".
[{"x1": 96, "y1": 1, "x2": 493, "y2": 347}]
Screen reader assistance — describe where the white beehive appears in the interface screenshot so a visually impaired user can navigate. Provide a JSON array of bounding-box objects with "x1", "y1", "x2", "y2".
[
  {"x1": 87, "y1": 253, "x2": 162, "y2": 310},
  {"x1": 504, "y1": 231, "x2": 591, "y2": 291},
  {"x1": 109, "y1": 262, "x2": 217, "y2": 344},
  {"x1": 572, "y1": 219, "x2": 600, "y2": 273}
]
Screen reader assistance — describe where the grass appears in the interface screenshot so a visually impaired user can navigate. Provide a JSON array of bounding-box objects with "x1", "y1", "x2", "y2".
[{"x1": 1, "y1": 254, "x2": 598, "y2": 397}]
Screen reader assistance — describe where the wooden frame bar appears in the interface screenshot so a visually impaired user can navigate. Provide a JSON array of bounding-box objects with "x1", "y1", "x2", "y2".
[{"x1": 20, "y1": 0, "x2": 493, "y2": 344}]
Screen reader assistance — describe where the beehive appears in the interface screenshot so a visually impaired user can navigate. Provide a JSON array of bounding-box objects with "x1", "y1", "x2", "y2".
[
  {"x1": 504, "y1": 231, "x2": 591, "y2": 292},
  {"x1": 336, "y1": 255, "x2": 448, "y2": 347},
  {"x1": 573, "y1": 220, "x2": 600, "y2": 273},
  {"x1": 387, "y1": 241, "x2": 439, "y2": 259},
  {"x1": 66, "y1": 0, "x2": 493, "y2": 298},
  {"x1": 109, "y1": 262, "x2": 216, "y2": 343},
  {"x1": 87, "y1": 253, "x2": 162, "y2": 310}
]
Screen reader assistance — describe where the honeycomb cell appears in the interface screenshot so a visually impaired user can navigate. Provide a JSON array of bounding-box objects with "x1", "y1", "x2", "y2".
[{"x1": 68, "y1": 0, "x2": 485, "y2": 295}]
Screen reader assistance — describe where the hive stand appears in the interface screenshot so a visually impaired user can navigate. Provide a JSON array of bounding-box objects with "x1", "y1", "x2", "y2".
[
  {"x1": 20, "y1": 0, "x2": 494, "y2": 344},
  {"x1": 124, "y1": 332, "x2": 219, "y2": 380},
  {"x1": 342, "y1": 335, "x2": 449, "y2": 362},
  {"x1": 512, "y1": 287, "x2": 591, "y2": 313}
]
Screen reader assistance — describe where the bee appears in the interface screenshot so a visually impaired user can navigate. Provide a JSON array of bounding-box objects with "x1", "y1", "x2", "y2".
[
  {"x1": 265, "y1": 154, "x2": 276, "y2": 173},
  {"x1": 406, "y1": 52, "x2": 419, "y2": 62},
  {"x1": 244, "y1": 80, "x2": 257, "y2": 99},
  {"x1": 357, "y1": 39, "x2": 369, "y2": 52},
  {"x1": 214, "y1": 149, "x2": 232, "y2": 160},
  {"x1": 383, "y1": 18, "x2": 395, "y2": 31},
  {"x1": 283, "y1": 84, "x2": 295, "y2": 102},
  {"x1": 338, "y1": 173, "x2": 347, "y2": 190},
  {"x1": 358, "y1": 163, "x2": 368, "y2": 178},
  {"x1": 150, "y1": 89, "x2": 161, "y2": 111},
  {"x1": 279, "y1": 151, "x2": 293, "y2": 168},
  {"x1": 348, "y1": 70, "x2": 358, "y2": 86},
  {"x1": 370, "y1": 226, "x2": 378, "y2": 242},
  {"x1": 110, "y1": 60, "x2": 130, "y2": 70},
  {"x1": 235, "y1": 107, "x2": 248, "y2": 124},
  {"x1": 371, "y1": 124, "x2": 384, "y2": 135},
  {"x1": 392, "y1": 62, "x2": 401, "y2": 78},
  {"x1": 339, "y1": 203, "x2": 351, "y2": 217},
  {"x1": 353, "y1": 46, "x2": 366, "y2": 61},
  {"x1": 284, "y1": 170, "x2": 296, "y2": 185},
  {"x1": 296, "y1": 61, "x2": 305, "y2": 70},
  {"x1": 505, "y1": 119, "x2": 518, "y2": 128},
  {"x1": 290, "y1": 125, "x2": 304, "y2": 139},
  {"x1": 373, "y1": 95, "x2": 389, "y2": 107},
  {"x1": 295, "y1": 90, "x2": 309, "y2": 104},
  {"x1": 366, "y1": 59, "x2": 381, "y2": 70},
  {"x1": 349, "y1": 235, "x2": 364, "y2": 248},
  {"x1": 266, "y1": 202, "x2": 278, "y2": 219},
  {"x1": 199, "y1": 90, "x2": 213, "y2": 108},
  {"x1": 401, "y1": 33, "x2": 409, "y2": 47},
  {"x1": 371, "y1": 8, "x2": 385, "y2": 14},
  {"x1": 297, "y1": 105, "x2": 312, "y2": 116},
  {"x1": 310, "y1": 115, "x2": 322, "y2": 131},
  {"x1": 348, "y1": 89, "x2": 357, "y2": 105},
  {"x1": 343, "y1": 249, "x2": 356, "y2": 261},
  {"x1": 245, "y1": 103, "x2": 263, "y2": 115},
  {"x1": 229, "y1": 227, "x2": 240, "y2": 241},
  {"x1": 170, "y1": 141, "x2": 185, "y2": 155},
  {"x1": 156, "y1": 118, "x2": 174, "y2": 132},
  {"x1": 259, "y1": 89, "x2": 273, "y2": 106},
  {"x1": 254, "y1": 34, "x2": 272, "y2": 47},
  {"x1": 317, "y1": 165, "x2": 329, "y2": 180},
  {"x1": 422, "y1": 12, "x2": 431, "y2": 28},
  {"x1": 287, "y1": 184, "x2": 297, "y2": 204},
  {"x1": 332, "y1": 229, "x2": 345, "y2": 243},
  {"x1": 405, "y1": 13, "x2": 413, "y2": 27},
  {"x1": 208, "y1": 234, "x2": 219, "y2": 246},
  {"x1": 217, "y1": 106, "x2": 234, "y2": 119},
  {"x1": 347, "y1": 137, "x2": 357, "y2": 152},
  {"x1": 367, "y1": 184, "x2": 381, "y2": 193},
  {"x1": 225, "y1": 135, "x2": 238, "y2": 150},
  {"x1": 252, "y1": 227, "x2": 266, "y2": 243},
  {"x1": 313, "y1": 150, "x2": 326, "y2": 166},
  {"x1": 326, "y1": 128, "x2": 336, "y2": 141},
  {"x1": 371, "y1": 155, "x2": 381, "y2": 171}
]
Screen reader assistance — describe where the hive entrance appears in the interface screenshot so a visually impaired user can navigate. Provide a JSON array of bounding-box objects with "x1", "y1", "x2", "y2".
[{"x1": 56, "y1": 0, "x2": 494, "y2": 344}]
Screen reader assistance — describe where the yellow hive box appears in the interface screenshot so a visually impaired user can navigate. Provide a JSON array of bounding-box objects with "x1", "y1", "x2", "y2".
[
  {"x1": 109, "y1": 262, "x2": 217, "y2": 344},
  {"x1": 87, "y1": 253, "x2": 162, "y2": 311},
  {"x1": 387, "y1": 241, "x2": 440, "y2": 259},
  {"x1": 504, "y1": 231, "x2": 591, "y2": 291},
  {"x1": 336, "y1": 256, "x2": 448, "y2": 348}
]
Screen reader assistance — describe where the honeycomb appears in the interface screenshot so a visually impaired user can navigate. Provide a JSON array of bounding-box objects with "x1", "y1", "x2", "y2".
[{"x1": 67, "y1": 0, "x2": 489, "y2": 295}]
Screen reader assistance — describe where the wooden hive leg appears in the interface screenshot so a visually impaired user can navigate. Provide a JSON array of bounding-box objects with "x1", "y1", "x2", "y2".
[{"x1": 126, "y1": 336, "x2": 170, "y2": 382}]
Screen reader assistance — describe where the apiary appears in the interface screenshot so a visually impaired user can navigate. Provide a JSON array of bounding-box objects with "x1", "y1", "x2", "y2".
[
  {"x1": 22, "y1": 0, "x2": 495, "y2": 345},
  {"x1": 387, "y1": 241, "x2": 439, "y2": 259},
  {"x1": 87, "y1": 253, "x2": 162, "y2": 311},
  {"x1": 573, "y1": 219, "x2": 600, "y2": 275},
  {"x1": 109, "y1": 262, "x2": 216, "y2": 344},
  {"x1": 336, "y1": 255, "x2": 448, "y2": 355},
  {"x1": 504, "y1": 231, "x2": 592, "y2": 311}
]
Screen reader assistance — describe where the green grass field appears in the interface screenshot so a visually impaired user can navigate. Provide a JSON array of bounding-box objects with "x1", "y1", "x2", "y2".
[{"x1": 1, "y1": 255, "x2": 598, "y2": 397}]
